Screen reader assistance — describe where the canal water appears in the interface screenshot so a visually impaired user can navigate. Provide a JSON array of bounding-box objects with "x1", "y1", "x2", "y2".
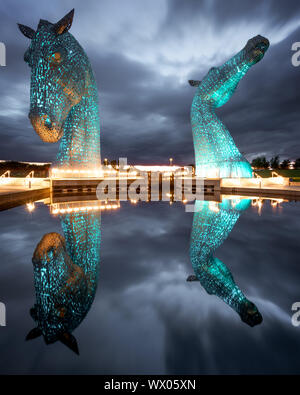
[{"x1": 0, "y1": 198, "x2": 299, "y2": 374}]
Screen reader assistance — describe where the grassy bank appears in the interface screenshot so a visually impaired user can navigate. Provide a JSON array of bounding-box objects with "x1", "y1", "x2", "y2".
[{"x1": 254, "y1": 169, "x2": 300, "y2": 181}]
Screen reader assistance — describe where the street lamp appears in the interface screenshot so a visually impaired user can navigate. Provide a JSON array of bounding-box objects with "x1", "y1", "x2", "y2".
[
  {"x1": 104, "y1": 158, "x2": 108, "y2": 166},
  {"x1": 169, "y1": 157, "x2": 173, "y2": 166}
]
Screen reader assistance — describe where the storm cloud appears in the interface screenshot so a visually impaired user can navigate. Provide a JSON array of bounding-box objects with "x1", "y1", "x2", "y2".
[{"x1": 0, "y1": 0, "x2": 299, "y2": 164}]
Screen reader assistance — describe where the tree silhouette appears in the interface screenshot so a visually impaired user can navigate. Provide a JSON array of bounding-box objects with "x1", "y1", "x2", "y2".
[
  {"x1": 270, "y1": 156, "x2": 280, "y2": 169},
  {"x1": 280, "y1": 159, "x2": 291, "y2": 169},
  {"x1": 294, "y1": 158, "x2": 300, "y2": 169},
  {"x1": 251, "y1": 157, "x2": 269, "y2": 169}
]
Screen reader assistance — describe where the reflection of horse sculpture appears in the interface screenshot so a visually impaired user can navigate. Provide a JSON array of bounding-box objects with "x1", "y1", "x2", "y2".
[
  {"x1": 188, "y1": 199, "x2": 262, "y2": 327},
  {"x1": 18, "y1": 9, "x2": 101, "y2": 169},
  {"x1": 189, "y1": 35, "x2": 269, "y2": 178},
  {"x1": 26, "y1": 212, "x2": 101, "y2": 354}
]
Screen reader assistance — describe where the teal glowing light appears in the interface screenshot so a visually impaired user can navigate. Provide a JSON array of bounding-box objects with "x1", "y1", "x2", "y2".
[
  {"x1": 27, "y1": 212, "x2": 101, "y2": 354},
  {"x1": 189, "y1": 35, "x2": 269, "y2": 178},
  {"x1": 189, "y1": 199, "x2": 262, "y2": 326},
  {"x1": 19, "y1": 9, "x2": 101, "y2": 169}
]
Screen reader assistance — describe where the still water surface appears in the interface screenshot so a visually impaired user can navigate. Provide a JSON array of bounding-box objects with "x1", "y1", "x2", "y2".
[{"x1": 0, "y1": 197, "x2": 299, "y2": 374}]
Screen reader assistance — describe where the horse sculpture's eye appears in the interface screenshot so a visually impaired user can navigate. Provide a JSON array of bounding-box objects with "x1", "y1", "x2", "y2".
[{"x1": 49, "y1": 52, "x2": 62, "y2": 65}]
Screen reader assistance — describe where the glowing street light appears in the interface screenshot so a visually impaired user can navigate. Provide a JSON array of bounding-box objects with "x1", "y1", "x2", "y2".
[
  {"x1": 169, "y1": 157, "x2": 173, "y2": 166},
  {"x1": 26, "y1": 202, "x2": 35, "y2": 212}
]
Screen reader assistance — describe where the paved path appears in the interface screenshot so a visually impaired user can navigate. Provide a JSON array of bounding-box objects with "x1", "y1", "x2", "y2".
[
  {"x1": 228, "y1": 184, "x2": 300, "y2": 192},
  {"x1": 0, "y1": 185, "x2": 48, "y2": 195},
  {"x1": 221, "y1": 184, "x2": 300, "y2": 200},
  {"x1": 0, "y1": 186, "x2": 50, "y2": 211}
]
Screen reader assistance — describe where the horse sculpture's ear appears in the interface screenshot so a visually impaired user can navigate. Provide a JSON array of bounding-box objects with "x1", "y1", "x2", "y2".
[
  {"x1": 54, "y1": 9, "x2": 74, "y2": 35},
  {"x1": 26, "y1": 327, "x2": 42, "y2": 340},
  {"x1": 18, "y1": 24, "x2": 35, "y2": 39},
  {"x1": 59, "y1": 332, "x2": 79, "y2": 355},
  {"x1": 188, "y1": 80, "x2": 201, "y2": 87}
]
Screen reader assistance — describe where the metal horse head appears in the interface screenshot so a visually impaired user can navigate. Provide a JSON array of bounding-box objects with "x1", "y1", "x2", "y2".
[
  {"x1": 189, "y1": 35, "x2": 269, "y2": 108},
  {"x1": 18, "y1": 9, "x2": 89, "y2": 143}
]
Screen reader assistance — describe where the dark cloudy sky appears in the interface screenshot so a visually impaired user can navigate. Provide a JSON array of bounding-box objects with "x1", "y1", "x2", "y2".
[{"x1": 0, "y1": 0, "x2": 299, "y2": 165}]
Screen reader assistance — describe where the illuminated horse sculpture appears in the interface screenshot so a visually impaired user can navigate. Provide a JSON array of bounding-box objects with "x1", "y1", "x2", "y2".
[
  {"x1": 18, "y1": 9, "x2": 101, "y2": 169},
  {"x1": 19, "y1": 10, "x2": 102, "y2": 353},
  {"x1": 188, "y1": 199, "x2": 262, "y2": 327},
  {"x1": 189, "y1": 35, "x2": 269, "y2": 178},
  {"x1": 26, "y1": 212, "x2": 101, "y2": 354}
]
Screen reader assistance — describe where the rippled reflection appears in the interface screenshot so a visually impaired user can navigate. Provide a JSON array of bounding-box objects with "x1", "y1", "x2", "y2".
[
  {"x1": 26, "y1": 212, "x2": 101, "y2": 354},
  {"x1": 24, "y1": 195, "x2": 271, "y2": 355},
  {"x1": 188, "y1": 199, "x2": 262, "y2": 326}
]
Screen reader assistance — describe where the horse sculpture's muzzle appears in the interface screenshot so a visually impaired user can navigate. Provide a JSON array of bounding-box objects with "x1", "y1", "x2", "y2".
[
  {"x1": 244, "y1": 35, "x2": 269, "y2": 65},
  {"x1": 29, "y1": 111, "x2": 63, "y2": 143}
]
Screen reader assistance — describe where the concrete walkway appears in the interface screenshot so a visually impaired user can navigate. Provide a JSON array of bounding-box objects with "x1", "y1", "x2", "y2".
[
  {"x1": 0, "y1": 185, "x2": 49, "y2": 195},
  {"x1": 221, "y1": 184, "x2": 300, "y2": 200},
  {"x1": 0, "y1": 186, "x2": 50, "y2": 211},
  {"x1": 224, "y1": 184, "x2": 300, "y2": 192}
]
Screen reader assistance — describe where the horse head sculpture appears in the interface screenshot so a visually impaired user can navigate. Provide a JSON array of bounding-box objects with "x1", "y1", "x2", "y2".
[
  {"x1": 19, "y1": 9, "x2": 101, "y2": 168},
  {"x1": 189, "y1": 35, "x2": 269, "y2": 178}
]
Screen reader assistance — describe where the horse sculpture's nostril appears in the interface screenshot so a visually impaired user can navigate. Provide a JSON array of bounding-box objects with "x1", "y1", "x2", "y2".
[{"x1": 29, "y1": 113, "x2": 63, "y2": 143}]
